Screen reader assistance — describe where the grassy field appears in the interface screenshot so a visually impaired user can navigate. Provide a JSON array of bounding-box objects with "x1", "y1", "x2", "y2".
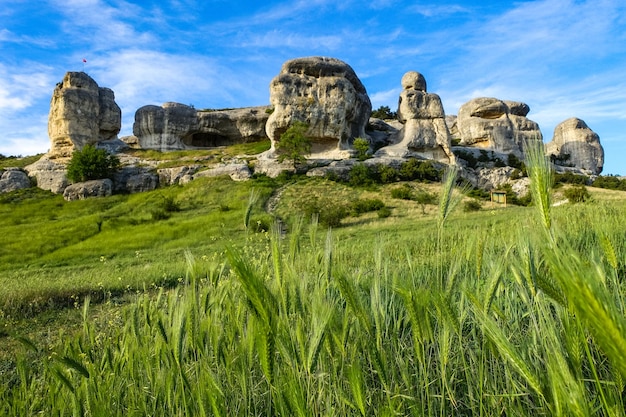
[{"x1": 1, "y1": 151, "x2": 626, "y2": 416}]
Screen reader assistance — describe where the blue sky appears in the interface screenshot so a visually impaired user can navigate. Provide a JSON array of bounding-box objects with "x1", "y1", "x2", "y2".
[{"x1": 1, "y1": 0, "x2": 625, "y2": 174}]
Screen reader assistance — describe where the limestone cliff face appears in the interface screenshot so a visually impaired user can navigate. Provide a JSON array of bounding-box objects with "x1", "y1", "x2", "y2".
[
  {"x1": 133, "y1": 103, "x2": 270, "y2": 151},
  {"x1": 546, "y1": 118, "x2": 604, "y2": 174},
  {"x1": 47, "y1": 72, "x2": 121, "y2": 158},
  {"x1": 456, "y1": 97, "x2": 542, "y2": 155},
  {"x1": 376, "y1": 71, "x2": 454, "y2": 163},
  {"x1": 265, "y1": 56, "x2": 371, "y2": 159}
]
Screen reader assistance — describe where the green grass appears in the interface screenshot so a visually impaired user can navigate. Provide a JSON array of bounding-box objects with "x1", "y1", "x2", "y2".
[{"x1": 1, "y1": 157, "x2": 626, "y2": 415}]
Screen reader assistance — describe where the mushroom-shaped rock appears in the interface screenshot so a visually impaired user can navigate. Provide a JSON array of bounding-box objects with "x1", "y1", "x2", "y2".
[
  {"x1": 546, "y1": 118, "x2": 604, "y2": 174},
  {"x1": 265, "y1": 57, "x2": 372, "y2": 159},
  {"x1": 48, "y1": 72, "x2": 121, "y2": 158},
  {"x1": 456, "y1": 97, "x2": 542, "y2": 155},
  {"x1": 376, "y1": 71, "x2": 454, "y2": 163}
]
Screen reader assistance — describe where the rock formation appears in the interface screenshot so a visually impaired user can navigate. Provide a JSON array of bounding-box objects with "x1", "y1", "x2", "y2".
[
  {"x1": 24, "y1": 158, "x2": 68, "y2": 193},
  {"x1": 265, "y1": 56, "x2": 371, "y2": 159},
  {"x1": 133, "y1": 104, "x2": 270, "y2": 151},
  {"x1": 48, "y1": 72, "x2": 121, "y2": 158},
  {"x1": 546, "y1": 118, "x2": 604, "y2": 174},
  {"x1": 375, "y1": 71, "x2": 454, "y2": 163},
  {"x1": 0, "y1": 168, "x2": 31, "y2": 193},
  {"x1": 456, "y1": 97, "x2": 542, "y2": 155},
  {"x1": 63, "y1": 179, "x2": 113, "y2": 201}
]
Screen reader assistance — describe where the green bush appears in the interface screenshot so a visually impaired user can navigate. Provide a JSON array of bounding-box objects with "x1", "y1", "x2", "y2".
[
  {"x1": 564, "y1": 185, "x2": 591, "y2": 203},
  {"x1": 348, "y1": 163, "x2": 377, "y2": 188},
  {"x1": 353, "y1": 138, "x2": 371, "y2": 161},
  {"x1": 398, "y1": 159, "x2": 441, "y2": 182},
  {"x1": 66, "y1": 145, "x2": 120, "y2": 183},
  {"x1": 303, "y1": 197, "x2": 349, "y2": 228},
  {"x1": 350, "y1": 198, "x2": 385, "y2": 216},
  {"x1": 379, "y1": 165, "x2": 399, "y2": 183},
  {"x1": 592, "y1": 175, "x2": 626, "y2": 191},
  {"x1": 463, "y1": 199, "x2": 482, "y2": 212},
  {"x1": 377, "y1": 206, "x2": 392, "y2": 218},
  {"x1": 391, "y1": 185, "x2": 414, "y2": 200},
  {"x1": 554, "y1": 172, "x2": 588, "y2": 186}
]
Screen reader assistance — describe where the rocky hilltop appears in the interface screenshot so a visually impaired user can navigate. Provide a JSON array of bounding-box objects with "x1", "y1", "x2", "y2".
[{"x1": 2, "y1": 56, "x2": 605, "y2": 197}]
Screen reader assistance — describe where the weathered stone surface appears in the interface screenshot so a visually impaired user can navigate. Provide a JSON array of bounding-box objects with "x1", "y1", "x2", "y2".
[
  {"x1": 158, "y1": 165, "x2": 201, "y2": 186},
  {"x1": 0, "y1": 168, "x2": 31, "y2": 193},
  {"x1": 48, "y1": 72, "x2": 121, "y2": 158},
  {"x1": 456, "y1": 97, "x2": 542, "y2": 155},
  {"x1": 194, "y1": 163, "x2": 252, "y2": 181},
  {"x1": 112, "y1": 167, "x2": 159, "y2": 193},
  {"x1": 24, "y1": 158, "x2": 68, "y2": 193},
  {"x1": 375, "y1": 71, "x2": 454, "y2": 163},
  {"x1": 63, "y1": 179, "x2": 113, "y2": 201},
  {"x1": 546, "y1": 118, "x2": 604, "y2": 174},
  {"x1": 265, "y1": 56, "x2": 371, "y2": 159},
  {"x1": 133, "y1": 103, "x2": 270, "y2": 151}
]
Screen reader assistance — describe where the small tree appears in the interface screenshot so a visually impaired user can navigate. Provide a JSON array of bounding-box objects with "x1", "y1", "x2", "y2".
[
  {"x1": 353, "y1": 137, "x2": 370, "y2": 161},
  {"x1": 276, "y1": 121, "x2": 312, "y2": 170},
  {"x1": 66, "y1": 145, "x2": 120, "y2": 183},
  {"x1": 371, "y1": 105, "x2": 397, "y2": 120}
]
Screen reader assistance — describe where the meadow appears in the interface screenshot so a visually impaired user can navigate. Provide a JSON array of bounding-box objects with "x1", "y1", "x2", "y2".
[{"x1": 1, "y1": 148, "x2": 626, "y2": 416}]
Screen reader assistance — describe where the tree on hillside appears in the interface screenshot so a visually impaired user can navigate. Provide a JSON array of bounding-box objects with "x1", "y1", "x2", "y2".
[
  {"x1": 276, "y1": 121, "x2": 312, "y2": 170},
  {"x1": 66, "y1": 144, "x2": 120, "y2": 183}
]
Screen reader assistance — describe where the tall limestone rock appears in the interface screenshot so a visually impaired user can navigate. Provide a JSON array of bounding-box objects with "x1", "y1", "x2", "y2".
[
  {"x1": 48, "y1": 72, "x2": 121, "y2": 158},
  {"x1": 376, "y1": 71, "x2": 454, "y2": 163},
  {"x1": 456, "y1": 97, "x2": 542, "y2": 156},
  {"x1": 546, "y1": 117, "x2": 604, "y2": 174},
  {"x1": 265, "y1": 56, "x2": 371, "y2": 159},
  {"x1": 133, "y1": 103, "x2": 270, "y2": 151}
]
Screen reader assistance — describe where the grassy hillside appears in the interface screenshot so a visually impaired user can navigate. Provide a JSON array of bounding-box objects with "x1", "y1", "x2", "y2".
[{"x1": 1, "y1": 153, "x2": 626, "y2": 416}]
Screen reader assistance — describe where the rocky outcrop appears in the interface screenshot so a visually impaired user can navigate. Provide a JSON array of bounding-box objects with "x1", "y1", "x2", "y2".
[
  {"x1": 265, "y1": 56, "x2": 372, "y2": 159},
  {"x1": 546, "y1": 118, "x2": 604, "y2": 174},
  {"x1": 112, "y1": 167, "x2": 159, "y2": 194},
  {"x1": 133, "y1": 104, "x2": 270, "y2": 151},
  {"x1": 0, "y1": 168, "x2": 31, "y2": 193},
  {"x1": 24, "y1": 158, "x2": 68, "y2": 193},
  {"x1": 375, "y1": 71, "x2": 454, "y2": 163},
  {"x1": 63, "y1": 179, "x2": 113, "y2": 201},
  {"x1": 456, "y1": 97, "x2": 542, "y2": 156},
  {"x1": 48, "y1": 72, "x2": 121, "y2": 158}
]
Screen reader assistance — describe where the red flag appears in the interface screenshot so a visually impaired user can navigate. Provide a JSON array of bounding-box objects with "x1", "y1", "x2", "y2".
[{"x1": 82, "y1": 58, "x2": 87, "y2": 63}]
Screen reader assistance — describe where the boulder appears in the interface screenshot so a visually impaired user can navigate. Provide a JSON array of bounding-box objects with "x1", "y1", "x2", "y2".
[
  {"x1": 63, "y1": 179, "x2": 113, "y2": 201},
  {"x1": 24, "y1": 157, "x2": 68, "y2": 193},
  {"x1": 158, "y1": 165, "x2": 201, "y2": 186},
  {"x1": 48, "y1": 72, "x2": 121, "y2": 158},
  {"x1": 265, "y1": 56, "x2": 372, "y2": 159},
  {"x1": 112, "y1": 166, "x2": 159, "y2": 193},
  {"x1": 194, "y1": 163, "x2": 252, "y2": 181},
  {"x1": 0, "y1": 168, "x2": 31, "y2": 193},
  {"x1": 375, "y1": 71, "x2": 454, "y2": 163},
  {"x1": 546, "y1": 118, "x2": 604, "y2": 174},
  {"x1": 456, "y1": 97, "x2": 542, "y2": 155},
  {"x1": 133, "y1": 104, "x2": 270, "y2": 151}
]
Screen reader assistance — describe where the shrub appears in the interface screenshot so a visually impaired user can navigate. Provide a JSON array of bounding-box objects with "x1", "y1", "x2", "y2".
[
  {"x1": 350, "y1": 198, "x2": 385, "y2": 216},
  {"x1": 554, "y1": 172, "x2": 588, "y2": 186},
  {"x1": 66, "y1": 145, "x2": 120, "y2": 183},
  {"x1": 353, "y1": 138, "x2": 371, "y2": 161},
  {"x1": 399, "y1": 159, "x2": 441, "y2": 182},
  {"x1": 592, "y1": 175, "x2": 626, "y2": 191},
  {"x1": 303, "y1": 197, "x2": 349, "y2": 228},
  {"x1": 379, "y1": 165, "x2": 399, "y2": 183},
  {"x1": 391, "y1": 185, "x2": 414, "y2": 200},
  {"x1": 414, "y1": 190, "x2": 438, "y2": 205},
  {"x1": 348, "y1": 163, "x2": 377, "y2": 188},
  {"x1": 377, "y1": 206, "x2": 392, "y2": 218},
  {"x1": 463, "y1": 199, "x2": 482, "y2": 212},
  {"x1": 564, "y1": 185, "x2": 591, "y2": 203}
]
